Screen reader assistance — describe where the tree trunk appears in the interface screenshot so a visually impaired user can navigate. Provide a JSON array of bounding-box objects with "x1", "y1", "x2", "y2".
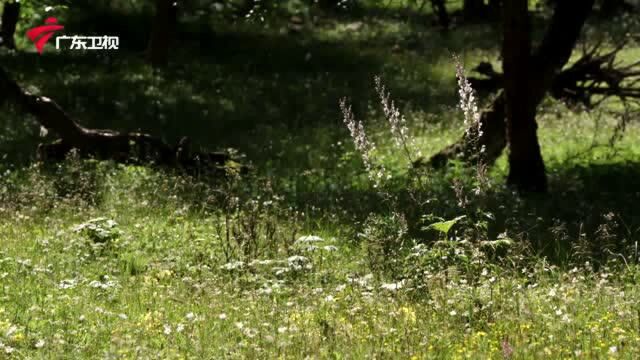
[
  {"x1": 430, "y1": 0, "x2": 450, "y2": 29},
  {"x1": 428, "y1": 0, "x2": 595, "y2": 169},
  {"x1": 318, "y1": 0, "x2": 342, "y2": 9},
  {"x1": 0, "y1": 1, "x2": 20, "y2": 50},
  {"x1": 502, "y1": 0, "x2": 546, "y2": 192},
  {"x1": 487, "y1": 0, "x2": 502, "y2": 19},
  {"x1": 463, "y1": 0, "x2": 488, "y2": 21},
  {"x1": 147, "y1": 0, "x2": 178, "y2": 67}
]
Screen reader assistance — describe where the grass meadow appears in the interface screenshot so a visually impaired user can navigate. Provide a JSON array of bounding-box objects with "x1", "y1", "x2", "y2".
[{"x1": 1, "y1": 1, "x2": 640, "y2": 358}]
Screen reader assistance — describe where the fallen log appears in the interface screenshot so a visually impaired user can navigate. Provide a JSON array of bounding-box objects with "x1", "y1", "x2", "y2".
[{"x1": 0, "y1": 66, "x2": 239, "y2": 174}]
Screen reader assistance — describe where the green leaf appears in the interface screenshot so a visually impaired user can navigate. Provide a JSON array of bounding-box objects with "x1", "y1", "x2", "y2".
[{"x1": 423, "y1": 215, "x2": 466, "y2": 236}]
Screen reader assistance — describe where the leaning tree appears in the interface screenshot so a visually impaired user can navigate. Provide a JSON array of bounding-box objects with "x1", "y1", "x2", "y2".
[{"x1": 427, "y1": 0, "x2": 640, "y2": 192}]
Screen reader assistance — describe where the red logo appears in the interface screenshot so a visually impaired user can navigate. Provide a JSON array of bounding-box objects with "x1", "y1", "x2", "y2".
[{"x1": 26, "y1": 17, "x2": 64, "y2": 54}]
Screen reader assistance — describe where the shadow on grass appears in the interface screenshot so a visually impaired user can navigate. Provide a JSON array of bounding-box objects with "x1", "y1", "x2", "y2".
[
  {"x1": 3, "y1": 4, "x2": 639, "y2": 267},
  {"x1": 264, "y1": 159, "x2": 640, "y2": 264},
  {"x1": 1, "y1": 22, "x2": 461, "y2": 167},
  {"x1": 1, "y1": 2, "x2": 516, "y2": 170},
  {"x1": 479, "y1": 162, "x2": 640, "y2": 263}
]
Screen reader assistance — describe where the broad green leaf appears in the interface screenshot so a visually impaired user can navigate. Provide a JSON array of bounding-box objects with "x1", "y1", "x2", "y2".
[{"x1": 423, "y1": 215, "x2": 466, "y2": 236}]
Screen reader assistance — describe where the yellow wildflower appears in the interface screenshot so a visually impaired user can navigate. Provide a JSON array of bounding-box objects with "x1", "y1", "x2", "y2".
[
  {"x1": 12, "y1": 332, "x2": 25, "y2": 342},
  {"x1": 400, "y1": 306, "x2": 417, "y2": 324}
]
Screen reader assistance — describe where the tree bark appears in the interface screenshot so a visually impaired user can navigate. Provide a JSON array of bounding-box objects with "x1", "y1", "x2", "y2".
[
  {"x1": 487, "y1": 0, "x2": 501, "y2": 19},
  {"x1": 502, "y1": 0, "x2": 546, "y2": 192},
  {"x1": 430, "y1": 0, "x2": 450, "y2": 29},
  {"x1": 463, "y1": 0, "x2": 488, "y2": 21},
  {"x1": 147, "y1": 0, "x2": 178, "y2": 67},
  {"x1": 0, "y1": 1, "x2": 20, "y2": 50},
  {"x1": 428, "y1": 0, "x2": 595, "y2": 169}
]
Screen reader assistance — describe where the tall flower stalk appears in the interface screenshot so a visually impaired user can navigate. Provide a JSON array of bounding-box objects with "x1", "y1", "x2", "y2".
[
  {"x1": 453, "y1": 54, "x2": 490, "y2": 194},
  {"x1": 374, "y1": 76, "x2": 422, "y2": 165},
  {"x1": 454, "y1": 55, "x2": 481, "y2": 135},
  {"x1": 340, "y1": 98, "x2": 387, "y2": 187}
]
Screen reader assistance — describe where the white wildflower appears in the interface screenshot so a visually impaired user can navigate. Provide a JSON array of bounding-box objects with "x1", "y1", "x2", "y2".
[
  {"x1": 322, "y1": 245, "x2": 338, "y2": 252},
  {"x1": 249, "y1": 259, "x2": 276, "y2": 267},
  {"x1": 375, "y1": 77, "x2": 410, "y2": 147},
  {"x1": 453, "y1": 55, "x2": 480, "y2": 129},
  {"x1": 287, "y1": 256, "x2": 309, "y2": 270},
  {"x1": 220, "y1": 261, "x2": 245, "y2": 271},
  {"x1": 58, "y1": 279, "x2": 78, "y2": 289},
  {"x1": 243, "y1": 328, "x2": 258, "y2": 338},
  {"x1": 89, "y1": 279, "x2": 118, "y2": 290},
  {"x1": 296, "y1": 235, "x2": 324, "y2": 243},
  {"x1": 340, "y1": 98, "x2": 387, "y2": 186},
  {"x1": 258, "y1": 286, "x2": 273, "y2": 295},
  {"x1": 380, "y1": 281, "x2": 404, "y2": 291},
  {"x1": 5, "y1": 325, "x2": 17, "y2": 337},
  {"x1": 33, "y1": 339, "x2": 46, "y2": 349}
]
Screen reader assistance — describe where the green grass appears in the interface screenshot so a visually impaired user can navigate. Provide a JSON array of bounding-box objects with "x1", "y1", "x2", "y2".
[
  {"x1": 1, "y1": 2, "x2": 640, "y2": 358},
  {"x1": 2, "y1": 173, "x2": 640, "y2": 358}
]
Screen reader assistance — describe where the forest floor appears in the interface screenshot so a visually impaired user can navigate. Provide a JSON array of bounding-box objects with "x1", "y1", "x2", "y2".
[{"x1": 1, "y1": 2, "x2": 640, "y2": 358}]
